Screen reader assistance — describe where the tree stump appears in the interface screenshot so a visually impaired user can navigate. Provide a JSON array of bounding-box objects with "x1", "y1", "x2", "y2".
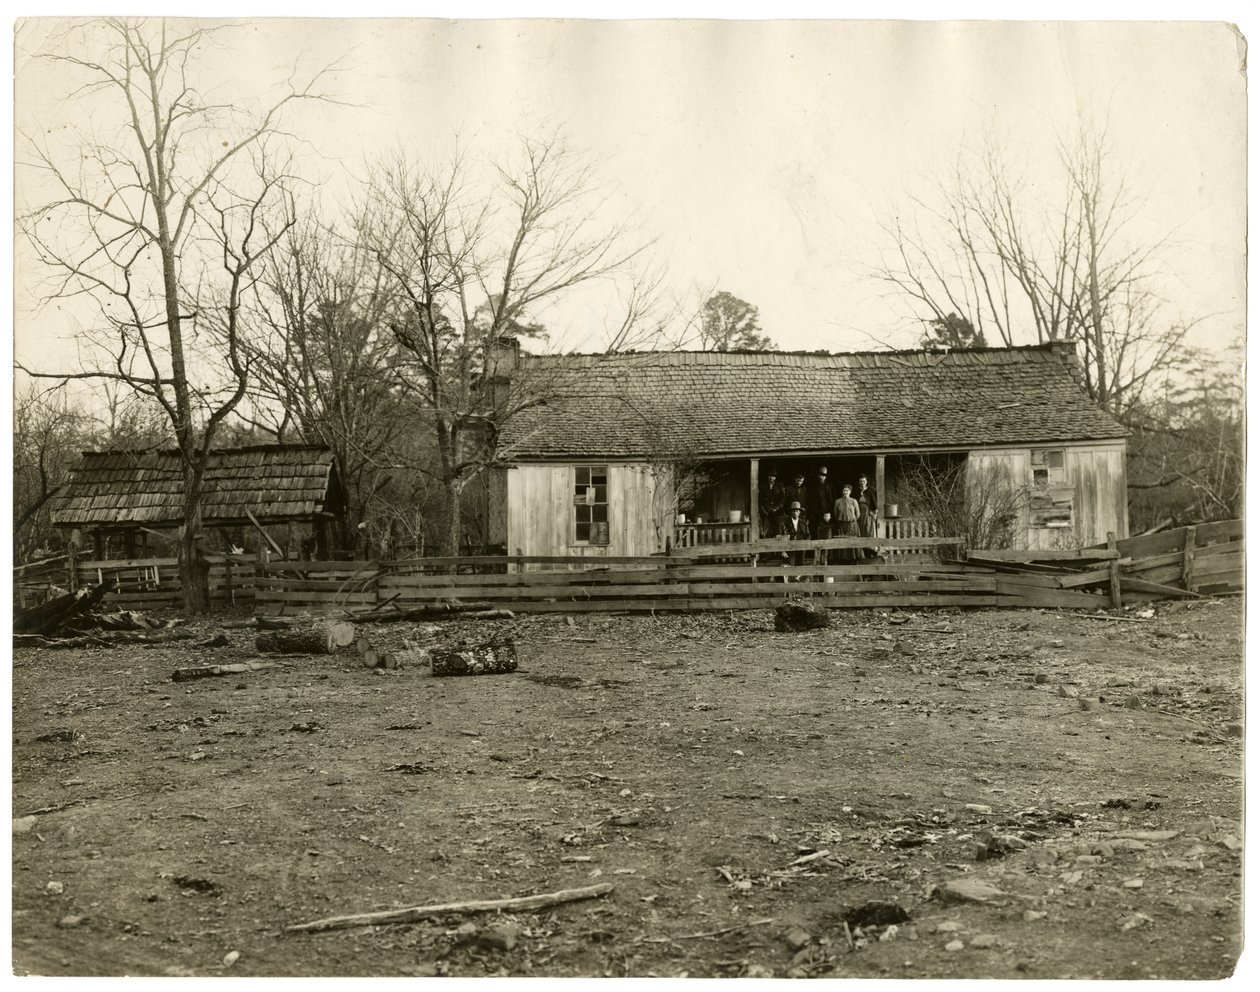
[
  {"x1": 431, "y1": 638, "x2": 518, "y2": 677},
  {"x1": 774, "y1": 598, "x2": 831, "y2": 633},
  {"x1": 255, "y1": 627, "x2": 337, "y2": 655}
]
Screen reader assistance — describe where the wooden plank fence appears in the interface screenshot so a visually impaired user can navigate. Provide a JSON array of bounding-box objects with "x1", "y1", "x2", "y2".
[
  {"x1": 18, "y1": 520, "x2": 1239, "y2": 616},
  {"x1": 53, "y1": 554, "x2": 258, "y2": 609}
]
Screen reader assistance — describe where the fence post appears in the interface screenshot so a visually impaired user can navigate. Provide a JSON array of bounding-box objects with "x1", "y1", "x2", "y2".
[
  {"x1": 1181, "y1": 525, "x2": 1197, "y2": 591},
  {"x1": 1106, "y1": 532, "x2": 1122, "y2": 608}
]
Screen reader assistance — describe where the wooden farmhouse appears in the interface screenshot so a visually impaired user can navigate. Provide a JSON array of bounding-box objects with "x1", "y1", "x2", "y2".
[
  {"x1": 49, "y1": 444, "x2": 343, "y2": 560},
  {"x1": 490, "y1": 343, "x2": 1129, "y2": 557}
]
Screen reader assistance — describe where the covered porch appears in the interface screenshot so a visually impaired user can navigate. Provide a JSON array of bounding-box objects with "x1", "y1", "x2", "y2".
[{"x1": 670, "y1": 452, "x2": 956, "y2": 550}]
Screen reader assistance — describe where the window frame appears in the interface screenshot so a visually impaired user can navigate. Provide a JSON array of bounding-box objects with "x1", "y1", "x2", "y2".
[
  {"x1": 1028, "y1": 448, "x2": 1074, "y2": 529},
  {"x1": 572, "y1": 464, "x2": 611, "y2": 546}
]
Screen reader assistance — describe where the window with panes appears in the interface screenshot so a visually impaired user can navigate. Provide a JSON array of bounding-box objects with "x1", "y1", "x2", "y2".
[{"x1": 573, "y1": 466, "x2": 610, "y2": 545}]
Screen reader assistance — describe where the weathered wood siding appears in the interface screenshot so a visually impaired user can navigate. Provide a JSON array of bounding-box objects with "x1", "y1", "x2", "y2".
[
  {"x1": 968, "y1": 448, "x2": 1030, "y2": 546},
  {"x1": 967, "y1": 442, "x2": 1126, "y2": 550},
  {"x1": 506, "y1": 463, "x2": 666, "y2": 559},
  {"x1": 1065, "y1": 444, "x2": 1128, "y2": 545}
]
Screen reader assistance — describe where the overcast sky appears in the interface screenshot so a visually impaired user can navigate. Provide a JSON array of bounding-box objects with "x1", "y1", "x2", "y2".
[{"x1": 12, "y1": 16, "x2": 1247, "y2": 372}]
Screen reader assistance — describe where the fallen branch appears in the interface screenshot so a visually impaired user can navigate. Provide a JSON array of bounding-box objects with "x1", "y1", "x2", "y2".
[
  {"x1": 172, "y1": 661, "x2": 275, "y2": 682},
  {"x1": 1062, "y1": 612, "x2": 1151, "y2": 623},
  {"x1": 348, "y1": 604, "x2": 513, "y2": 624},
  {"x1": 13, "y1": 634, "x2": 111, "y2": 650},
  {"x1": 285, "y1": 882, "x2": 615, "y2": 933},
  {"x1": 637, "y1": 917, "x2": 776, "y2": 943}
]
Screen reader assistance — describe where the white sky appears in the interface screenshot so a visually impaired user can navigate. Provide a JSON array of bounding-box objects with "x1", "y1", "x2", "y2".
[{"x1": 11, "y1": 14, "x2": 1247, "y2": 372}]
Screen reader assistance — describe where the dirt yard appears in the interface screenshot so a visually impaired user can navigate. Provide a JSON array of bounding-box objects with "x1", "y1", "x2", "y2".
[{"x1": 10, "y1": 596, "x2": 1244, "y2": 979}]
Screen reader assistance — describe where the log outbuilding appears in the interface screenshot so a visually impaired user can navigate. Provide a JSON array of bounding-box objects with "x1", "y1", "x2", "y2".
[{"x1": 48, "y1": 444, "x2": 343, "y2": 560}]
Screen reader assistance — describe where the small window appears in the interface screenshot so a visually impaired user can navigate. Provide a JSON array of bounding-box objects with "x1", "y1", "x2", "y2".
[
  {"x1": 574, "y1": 466, "x2": 610, "y2": 545},
  {"x1": 1030, "y1": 448, "x2": 1068, "y2": 489},
  {"x1": 1029, "y1": 449, "x2": 1072, "y2": 527}
]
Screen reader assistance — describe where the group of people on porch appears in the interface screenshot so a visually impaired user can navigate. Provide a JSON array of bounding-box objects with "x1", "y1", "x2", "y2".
[{"x1": 760, "y1": 464, "x2": 877, "y2": 563}]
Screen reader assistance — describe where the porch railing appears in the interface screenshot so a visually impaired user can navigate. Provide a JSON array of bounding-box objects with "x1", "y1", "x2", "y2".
[
  {"x1": 880, "y1": 516, "x2": 937, "y2": 540},
  {"x1": 673, "y1": 521, "x2": 751, "y2": 548}
]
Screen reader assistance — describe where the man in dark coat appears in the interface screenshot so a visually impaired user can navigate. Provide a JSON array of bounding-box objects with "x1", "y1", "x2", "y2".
[
  {"x1": 804, "y1": 465, "x2": 834, "y2": 532},
  {"x1": 760, "y1": 466, "x2": 787, "y2": 534},
  {"x1": 779, "y1": 500, "x2": 811, "y2": 567},
  {"x1": 783, "y1": 470, "x2": 809, "y2": 515}
]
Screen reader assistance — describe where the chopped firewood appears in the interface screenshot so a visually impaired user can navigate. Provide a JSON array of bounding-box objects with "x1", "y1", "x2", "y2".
[
  {"x1": 172, "y1": 662, "x2": 275, "y2": 682},
  {"x1": 197, "y1": 633, "x2": 230, "y2": 648},
  {"x1": 285, "y1": 882, "x2": 614, "y2": 933},
  {"x1": 255, "y1": 627, "x2": 338, "y2": 655},
  {"x1": 431, "y1": 638, "x2": 518, "y2": 676}
]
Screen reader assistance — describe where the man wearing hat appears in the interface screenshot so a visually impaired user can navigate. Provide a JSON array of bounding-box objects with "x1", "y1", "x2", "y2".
[{"x1": 778, "y1": 500, "x2": 811, "y2": 567}]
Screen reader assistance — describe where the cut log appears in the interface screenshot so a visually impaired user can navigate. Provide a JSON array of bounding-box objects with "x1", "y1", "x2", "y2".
[
  {"x1": 360, "y1": 646, "x2": 380, "y2": 669},
  {"x1": 172, "y1": 662, "x2": 274, "y2": 682},
  {"x1": 328, "y1": 621, "x2": 356, "y2": 648},
  {"x1": 13, "y1": 577, "x2": 117, "y2": 636},
  {"x1": 431, "y1": 638, "x2": 518, "y2": 676},
  {"x1": 285, "y1": 882, "x2": 615, "y2": 933},
  {"x1": 774, "y1": 598, "x2": 831, "y2": 632},
  {"x1": 255, "y1": 627, "x2": 337, "y2": 655}
]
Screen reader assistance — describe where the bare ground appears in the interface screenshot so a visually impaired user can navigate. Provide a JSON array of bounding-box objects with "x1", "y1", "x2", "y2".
[{"x1": 10, "y1": 597, "x2": 1244, "y2": 978}]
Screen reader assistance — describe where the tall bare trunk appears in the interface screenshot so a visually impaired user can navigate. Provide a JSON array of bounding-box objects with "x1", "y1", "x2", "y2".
[
  {"x1": 179, "y1": 459, "x2": 211, "y2": 613},
  {"x1": 443, "y1": 478, "x2": 462, "y2": 556}
]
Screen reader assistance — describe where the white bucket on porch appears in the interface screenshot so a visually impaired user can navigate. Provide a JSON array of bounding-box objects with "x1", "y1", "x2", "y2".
[
  {"x1": 886, "y1": 503, "x2": 899, "y2": 518},
  {"x1": 676, "y1": 513, "x2": 687, "y2": 525},
  {"x1": 728, "y1": 510, "x2": 742, "y2": 523}
]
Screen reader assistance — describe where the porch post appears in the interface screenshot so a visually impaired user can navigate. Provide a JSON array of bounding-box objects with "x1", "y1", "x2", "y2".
[
  {"x1": 749, "y1": 457, "x2": 760, "y2": 542},
  {"x1": 875, "y1": 455, "x2": 886, "y2": 538}
]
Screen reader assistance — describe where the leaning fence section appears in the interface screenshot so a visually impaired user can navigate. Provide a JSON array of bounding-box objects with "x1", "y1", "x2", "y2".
[{"x1": 34, "y1": 554, "x2": 259, "y2": 609}]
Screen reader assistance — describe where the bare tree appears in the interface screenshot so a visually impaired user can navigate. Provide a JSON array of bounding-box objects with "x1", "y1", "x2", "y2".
[
  {"x1": 17, "y1": 18, "x2": 340, "y2": 609},
  {"x1": 13, "y1": 381, "x2": 168, "y2": 560},
  {"x1": 872, "y1": 128, "x2": 1195, "y2": 415},
  {"x1": 1126, "y1": 343, "x2": 1244, "y2": 527},
  {"x1": 362, "y1": 136, "x2": 657, "y2": 555},
  {"x1": 238, "y1": 212, "x2": 407, "y2": 550}
]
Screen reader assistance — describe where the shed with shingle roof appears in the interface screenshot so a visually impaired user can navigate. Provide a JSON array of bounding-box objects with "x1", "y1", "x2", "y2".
[{"x1": 49, "y1": 444, "x2": 342, "y2": 558}]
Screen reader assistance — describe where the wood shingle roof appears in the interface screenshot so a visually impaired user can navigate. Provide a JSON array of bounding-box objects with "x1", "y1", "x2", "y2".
[
  {"x1": 49, "y1": 445, "x2": 337, "y2": 529},
  {"x1": 498, "y1": 344, "x2": 1126, "y2": 460}
]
